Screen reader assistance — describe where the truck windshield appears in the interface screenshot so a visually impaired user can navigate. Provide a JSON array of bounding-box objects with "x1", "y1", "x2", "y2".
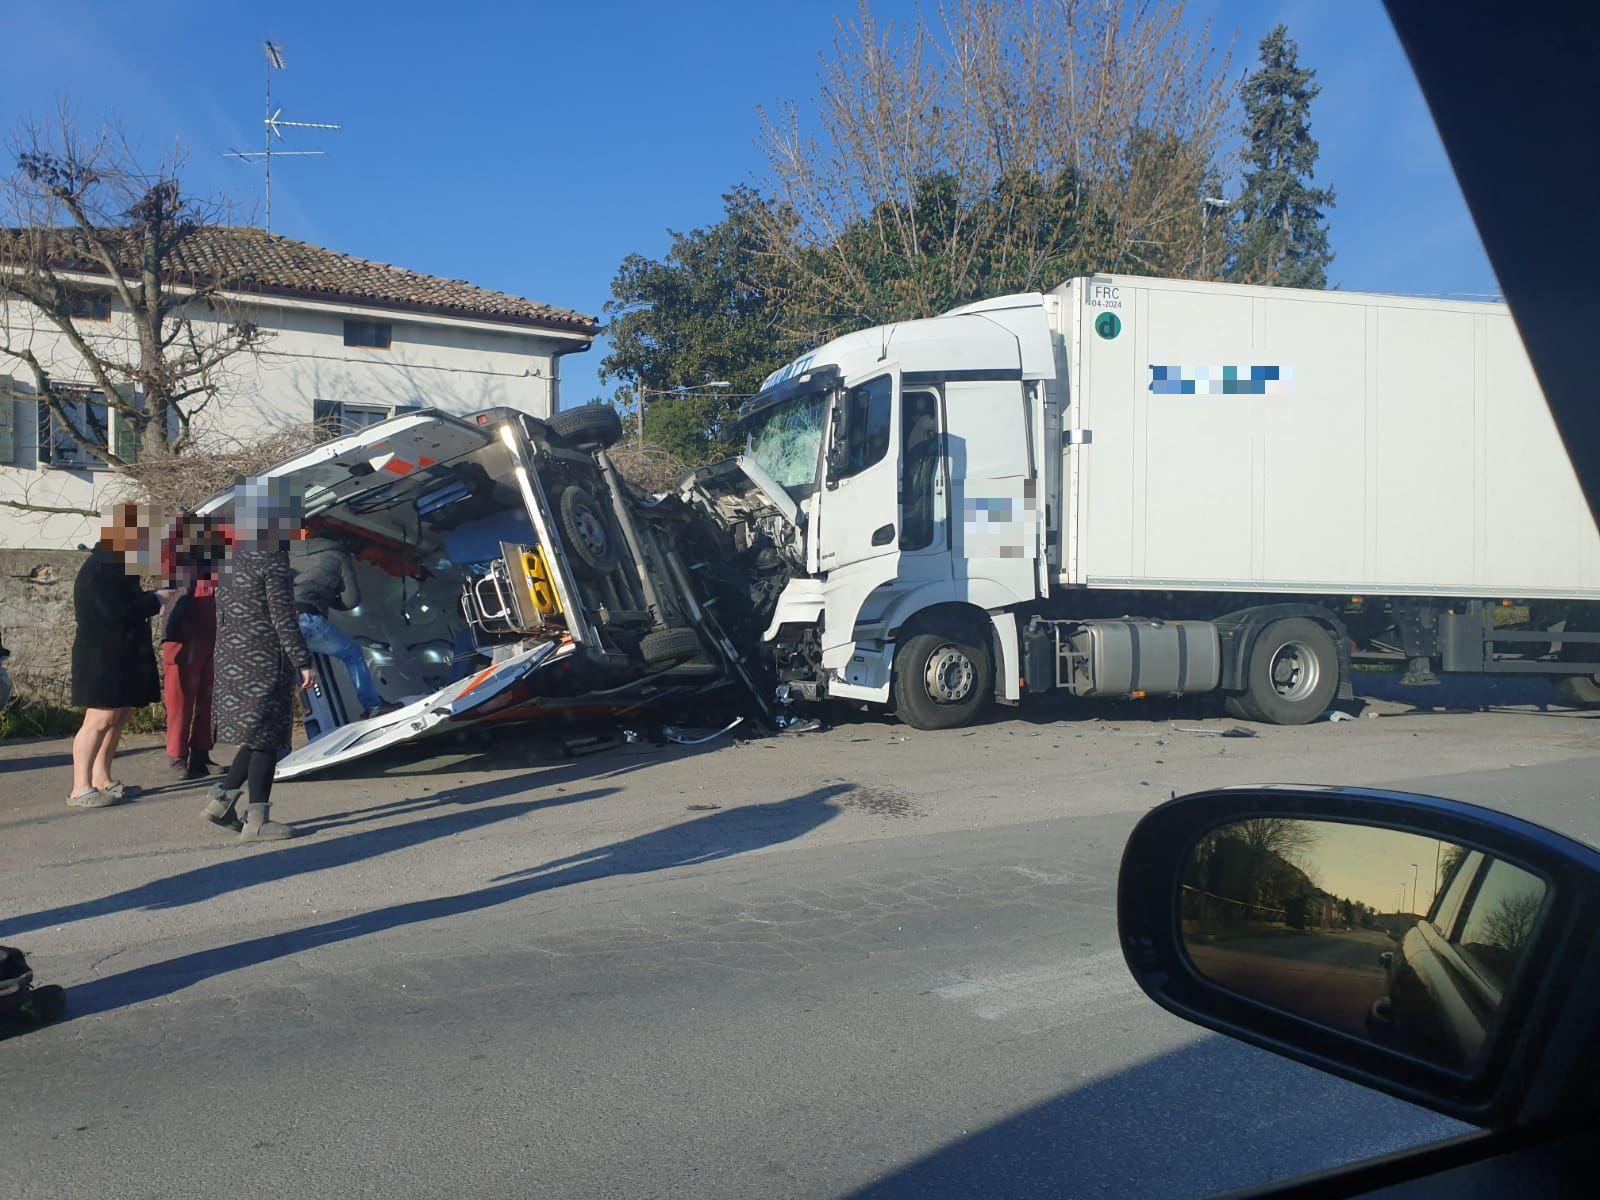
[{"x1": 744, "y1": 391, "x2": 831, "y2": 495}]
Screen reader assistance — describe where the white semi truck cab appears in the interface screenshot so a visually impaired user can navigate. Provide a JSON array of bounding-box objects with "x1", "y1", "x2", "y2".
[{"x1": 687, "y1": 273, "x2": 1600, "y2": 728}]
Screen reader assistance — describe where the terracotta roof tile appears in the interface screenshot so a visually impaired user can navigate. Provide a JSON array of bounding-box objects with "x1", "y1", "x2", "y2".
[{"x1": 3, "y1": 225, "x2": 598, "y2": 334}]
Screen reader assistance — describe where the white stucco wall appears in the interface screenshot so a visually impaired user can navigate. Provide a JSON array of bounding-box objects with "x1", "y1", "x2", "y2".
[{"x1": 0, "y1": 289, "x2": 591, "y2": 549}]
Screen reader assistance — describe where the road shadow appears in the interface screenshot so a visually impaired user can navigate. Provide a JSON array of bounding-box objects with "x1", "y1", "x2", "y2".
[
  {"x1": 66, "y1": 783, "x2": 845, "y2": 1018},
  {"x1": 844, "y1": 1036, "x2": 1459, "y2": 1199},
  {"x1": 0, "y1": 776, "x2": 613, "y2": 940},
  {"x1": 0, "y1": 740, "x2": 159, "y2": 776}
]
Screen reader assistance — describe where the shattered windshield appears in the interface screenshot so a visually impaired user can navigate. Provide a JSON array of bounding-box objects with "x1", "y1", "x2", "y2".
[{"x1": 743, "y1": 391, "x2": 830, "y2": 495}]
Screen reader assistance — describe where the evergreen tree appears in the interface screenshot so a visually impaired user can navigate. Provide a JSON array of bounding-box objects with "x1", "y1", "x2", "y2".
[
  {"x1": 1228, "y1": 24, "x2": 1335, "y2": 288},
  {"x1": 601, "y1": 187, "x2": 802, "y2": 463}
]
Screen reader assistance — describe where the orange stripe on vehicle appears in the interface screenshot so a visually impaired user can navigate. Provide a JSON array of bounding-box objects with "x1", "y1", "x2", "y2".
[
  {"x1": 417, "y1": 455, "x2": 437, "y2": 468},
  {"x1": 382, "y1": 457, "x2": 416, "y2": 476},
  {"x1": 456, "y1": 664, "x2": 498, "y2": 698}
]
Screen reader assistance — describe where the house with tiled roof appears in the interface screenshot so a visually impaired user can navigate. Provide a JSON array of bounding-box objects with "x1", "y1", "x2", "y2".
[{"x1": 0, "y1": 228, "x2": 597, "y2": 549}]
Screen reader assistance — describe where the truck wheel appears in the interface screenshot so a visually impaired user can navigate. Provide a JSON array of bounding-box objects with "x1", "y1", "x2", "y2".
[
  {"x1": 1551, "y1": 674, "x2": 1600, "y2": 708},
  {"x1": 1225, "y1": 617, "x2": 1339, "y2": 725},
  {"x1": 558, "y1": 485, "x2": 620, "y2": 574},
  {"x1": 893, "y1": 630, "x2": 992, "y2": 730},
  {"x1": 641, "y1": 626, "x2": 703, "y2": 666},
  {"x1": 549, "y1": 404, "x2": 622, "y2": 450}
]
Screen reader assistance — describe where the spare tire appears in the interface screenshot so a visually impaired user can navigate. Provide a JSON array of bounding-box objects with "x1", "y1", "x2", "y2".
[
  {"x1": 558, "y1": 485, "x2": 619, "y2": 574},
  {"x1": 549, "y1": 404, "x2": 622, "y2": 449},
  {"x1": 640, "y1": 626, "x2": 703, "y2": 666}
]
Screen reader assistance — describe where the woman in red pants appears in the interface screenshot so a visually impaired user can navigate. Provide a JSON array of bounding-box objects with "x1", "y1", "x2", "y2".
[{"x1": 161, "y1": 514, "x2": 225, "y2": 779}]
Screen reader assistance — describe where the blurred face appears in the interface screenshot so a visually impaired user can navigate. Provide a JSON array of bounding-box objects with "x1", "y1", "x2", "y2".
[
  {"x1": 232, "y1": 476, "x2": 304, "y2": 550},
  {"x1": 99, "y1": 501, "x2": 166, "y2": 575}
]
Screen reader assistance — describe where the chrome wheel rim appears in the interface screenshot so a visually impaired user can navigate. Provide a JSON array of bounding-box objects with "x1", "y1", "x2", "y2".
[
  {"x1": 1269, "y1": 640, "x2": 1321, "y2": 701},
  {"x1": 925, "y1": 644, "x2": 975, "y2": 704}
]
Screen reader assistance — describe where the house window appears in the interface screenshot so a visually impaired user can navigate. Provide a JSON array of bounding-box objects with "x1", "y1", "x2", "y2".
[
  {"x1": 65, "y1": 292, "x2": 112, "y2": 321},
  {"x1": 37, "y1": 391, "x2": 141, "y2": 468},
  {"x1": 314, "y1": 399, "x2": 396, "y2": 436},
  {"x1": 343, "y1": 319, "x2": 392, "y2": 349}
]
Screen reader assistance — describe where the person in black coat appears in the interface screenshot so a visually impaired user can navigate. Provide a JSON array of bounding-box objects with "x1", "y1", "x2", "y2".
[{"x1": 69, "y1": 503, "x2": 178, "y2": 808}]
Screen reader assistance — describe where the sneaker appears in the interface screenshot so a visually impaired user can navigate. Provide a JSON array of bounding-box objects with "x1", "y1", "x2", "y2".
[
  {"x1": 183, "y1": 756, "x2": 213, "y2": 780},
  {"x1": 169, "y1": 756, "x2": 189, "y2": 776}
]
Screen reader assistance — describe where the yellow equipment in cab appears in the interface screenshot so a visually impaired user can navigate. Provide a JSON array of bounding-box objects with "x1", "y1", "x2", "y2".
[{"x1": 522, "y1": 546, "x2": 563, "y2": 618}]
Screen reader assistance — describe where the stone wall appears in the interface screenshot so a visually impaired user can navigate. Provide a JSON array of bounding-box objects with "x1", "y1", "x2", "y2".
[{"x1": 0, "y1": 548, "x2": 87, "y2": 704}]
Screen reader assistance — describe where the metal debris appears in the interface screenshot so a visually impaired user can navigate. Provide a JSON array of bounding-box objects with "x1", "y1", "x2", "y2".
[{"x1": 663, "y1": 716, "x2": 745, "y2": 745}]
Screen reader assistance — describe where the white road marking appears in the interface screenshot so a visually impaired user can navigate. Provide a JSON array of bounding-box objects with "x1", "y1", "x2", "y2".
[{"x1": 932, "y1": 949, "x2": 1139, "y2": 1021}]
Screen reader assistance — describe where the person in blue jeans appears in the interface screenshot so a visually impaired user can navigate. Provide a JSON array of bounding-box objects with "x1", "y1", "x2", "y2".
[{"x1": 287, "y1": 531, "x2": 394, "y2": 720}]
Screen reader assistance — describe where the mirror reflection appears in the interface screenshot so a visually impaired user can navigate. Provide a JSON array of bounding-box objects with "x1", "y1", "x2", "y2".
[{"x1": 1181, "y1": 818, "x2": 1547, "y2": 1074}]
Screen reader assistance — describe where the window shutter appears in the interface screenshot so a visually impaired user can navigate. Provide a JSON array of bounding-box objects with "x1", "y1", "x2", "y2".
[
  {"x1": 36, "y1": 397, "x2": 54, "y2": 465},
  {"x1": 111, "y1": 384, "x2": 141, "y2": 463},
  {"x1": 0, "y1": 375, "x2": 14, "y2": 464}
]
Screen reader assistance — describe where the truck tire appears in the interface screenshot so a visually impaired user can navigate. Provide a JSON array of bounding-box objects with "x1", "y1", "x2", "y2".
[
  {"x1": 558, "y1": 485, "x2": 620, "y2": 574},
  {"x1": 893, "y1": 629, "x2": 992, "y2": 730},
  {"x1": 1224, "y1": 617, "x2": 1339, "y2": 725},
  {"x1": 640, "y1": 626, "x2": 703, "y2": 666},
  {"x1": 1551, "y1": 673, "x2": 1600, "y2": 708},
  {"x1": 549, "y1": 404, "x2": 622, "y2": 449}
]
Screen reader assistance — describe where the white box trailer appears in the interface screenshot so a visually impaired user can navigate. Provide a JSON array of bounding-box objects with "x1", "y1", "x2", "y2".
[
  {"x1": 1050, "y1": 275, "x2": 1600, "y2": 600},
  {"x1": 704, "y1": 274, "x2": 1600, "y2": 729}
]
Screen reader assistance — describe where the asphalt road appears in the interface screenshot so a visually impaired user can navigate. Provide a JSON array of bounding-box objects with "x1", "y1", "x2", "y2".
[
  {"x1": 1188, "y1": 928, "x2": 1392, "y2": 1039},
  {"x1": 2, "y1": 687, "x2": 1597, "y2": 1199}
]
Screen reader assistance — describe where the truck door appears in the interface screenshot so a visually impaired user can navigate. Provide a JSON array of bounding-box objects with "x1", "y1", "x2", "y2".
[{"x1": 816, "y1": 369, "x2": 901, "y2": 574}]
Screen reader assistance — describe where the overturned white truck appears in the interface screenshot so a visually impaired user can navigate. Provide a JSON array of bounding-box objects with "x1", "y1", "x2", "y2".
[{"x1": 692, "y1": 273, "x2": 1600, "y2": 728}]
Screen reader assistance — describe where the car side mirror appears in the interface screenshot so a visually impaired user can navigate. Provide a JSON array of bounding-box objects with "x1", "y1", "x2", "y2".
[{"x1": 1118, "y1": 786, "x2": 1600, "y2": 1129}]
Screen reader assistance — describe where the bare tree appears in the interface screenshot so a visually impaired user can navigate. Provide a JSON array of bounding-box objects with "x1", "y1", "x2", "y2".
[
  {"x1": 755, "y1": 0, "x2": 1236, "y2": 339},
  {"x1": 1479, "y1": 889, "x2": 1541, "y2": 959},
  {"x1": 0, "y1": 102, "x2": 265, "y2": 498}
]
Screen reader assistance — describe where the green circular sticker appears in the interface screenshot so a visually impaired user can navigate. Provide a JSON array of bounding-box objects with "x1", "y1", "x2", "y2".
[{"x1": 1095, "y1": 311, "x2": 1121, "y2": 340}]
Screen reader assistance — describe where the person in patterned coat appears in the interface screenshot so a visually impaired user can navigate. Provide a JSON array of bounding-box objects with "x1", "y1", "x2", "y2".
[{"x1": 205, "y1": 478, "x2": 318, "y2": 842}]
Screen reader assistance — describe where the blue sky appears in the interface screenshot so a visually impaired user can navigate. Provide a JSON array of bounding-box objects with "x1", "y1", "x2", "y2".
[{"x1": 4, "y1": 1, "x2": 1496, "y2": 409}]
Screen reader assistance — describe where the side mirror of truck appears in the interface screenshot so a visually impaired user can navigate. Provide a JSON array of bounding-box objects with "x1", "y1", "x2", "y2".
[
  {"x1": 1118, "y1": 785, "x2": 1600, "y2": 1130},
  {"x1": 825, "y1": 394, "x2": 851, "y2": 486}
]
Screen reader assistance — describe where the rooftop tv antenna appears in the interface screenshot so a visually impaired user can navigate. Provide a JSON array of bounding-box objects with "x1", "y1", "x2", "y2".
[{"x1": 224, "y1": 41, "x2": 341, "y2": 232}]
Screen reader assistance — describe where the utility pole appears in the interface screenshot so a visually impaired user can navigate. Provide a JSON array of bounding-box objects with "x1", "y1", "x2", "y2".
[
  {"x1": 1201, "y1": 196, "x2": 1230, "y2": 278},
  {"x1": 1410, "y1": 862, "x2": 1420, "y2": 916}
]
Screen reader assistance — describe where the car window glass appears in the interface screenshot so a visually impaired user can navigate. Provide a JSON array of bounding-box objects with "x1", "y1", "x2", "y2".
[
  {"x1": 1431, "y1": 850, "x2": 1482, "y2": 937},
  {"x1": 1453, "y1": 859, "x2": 1545, "y2": 993},
  {"x1": 900, "y1": 389, "x2": 940, "y2": 550},
  {"x1": 837, "y1": 376, "x2": 892, "y2": 478}
]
